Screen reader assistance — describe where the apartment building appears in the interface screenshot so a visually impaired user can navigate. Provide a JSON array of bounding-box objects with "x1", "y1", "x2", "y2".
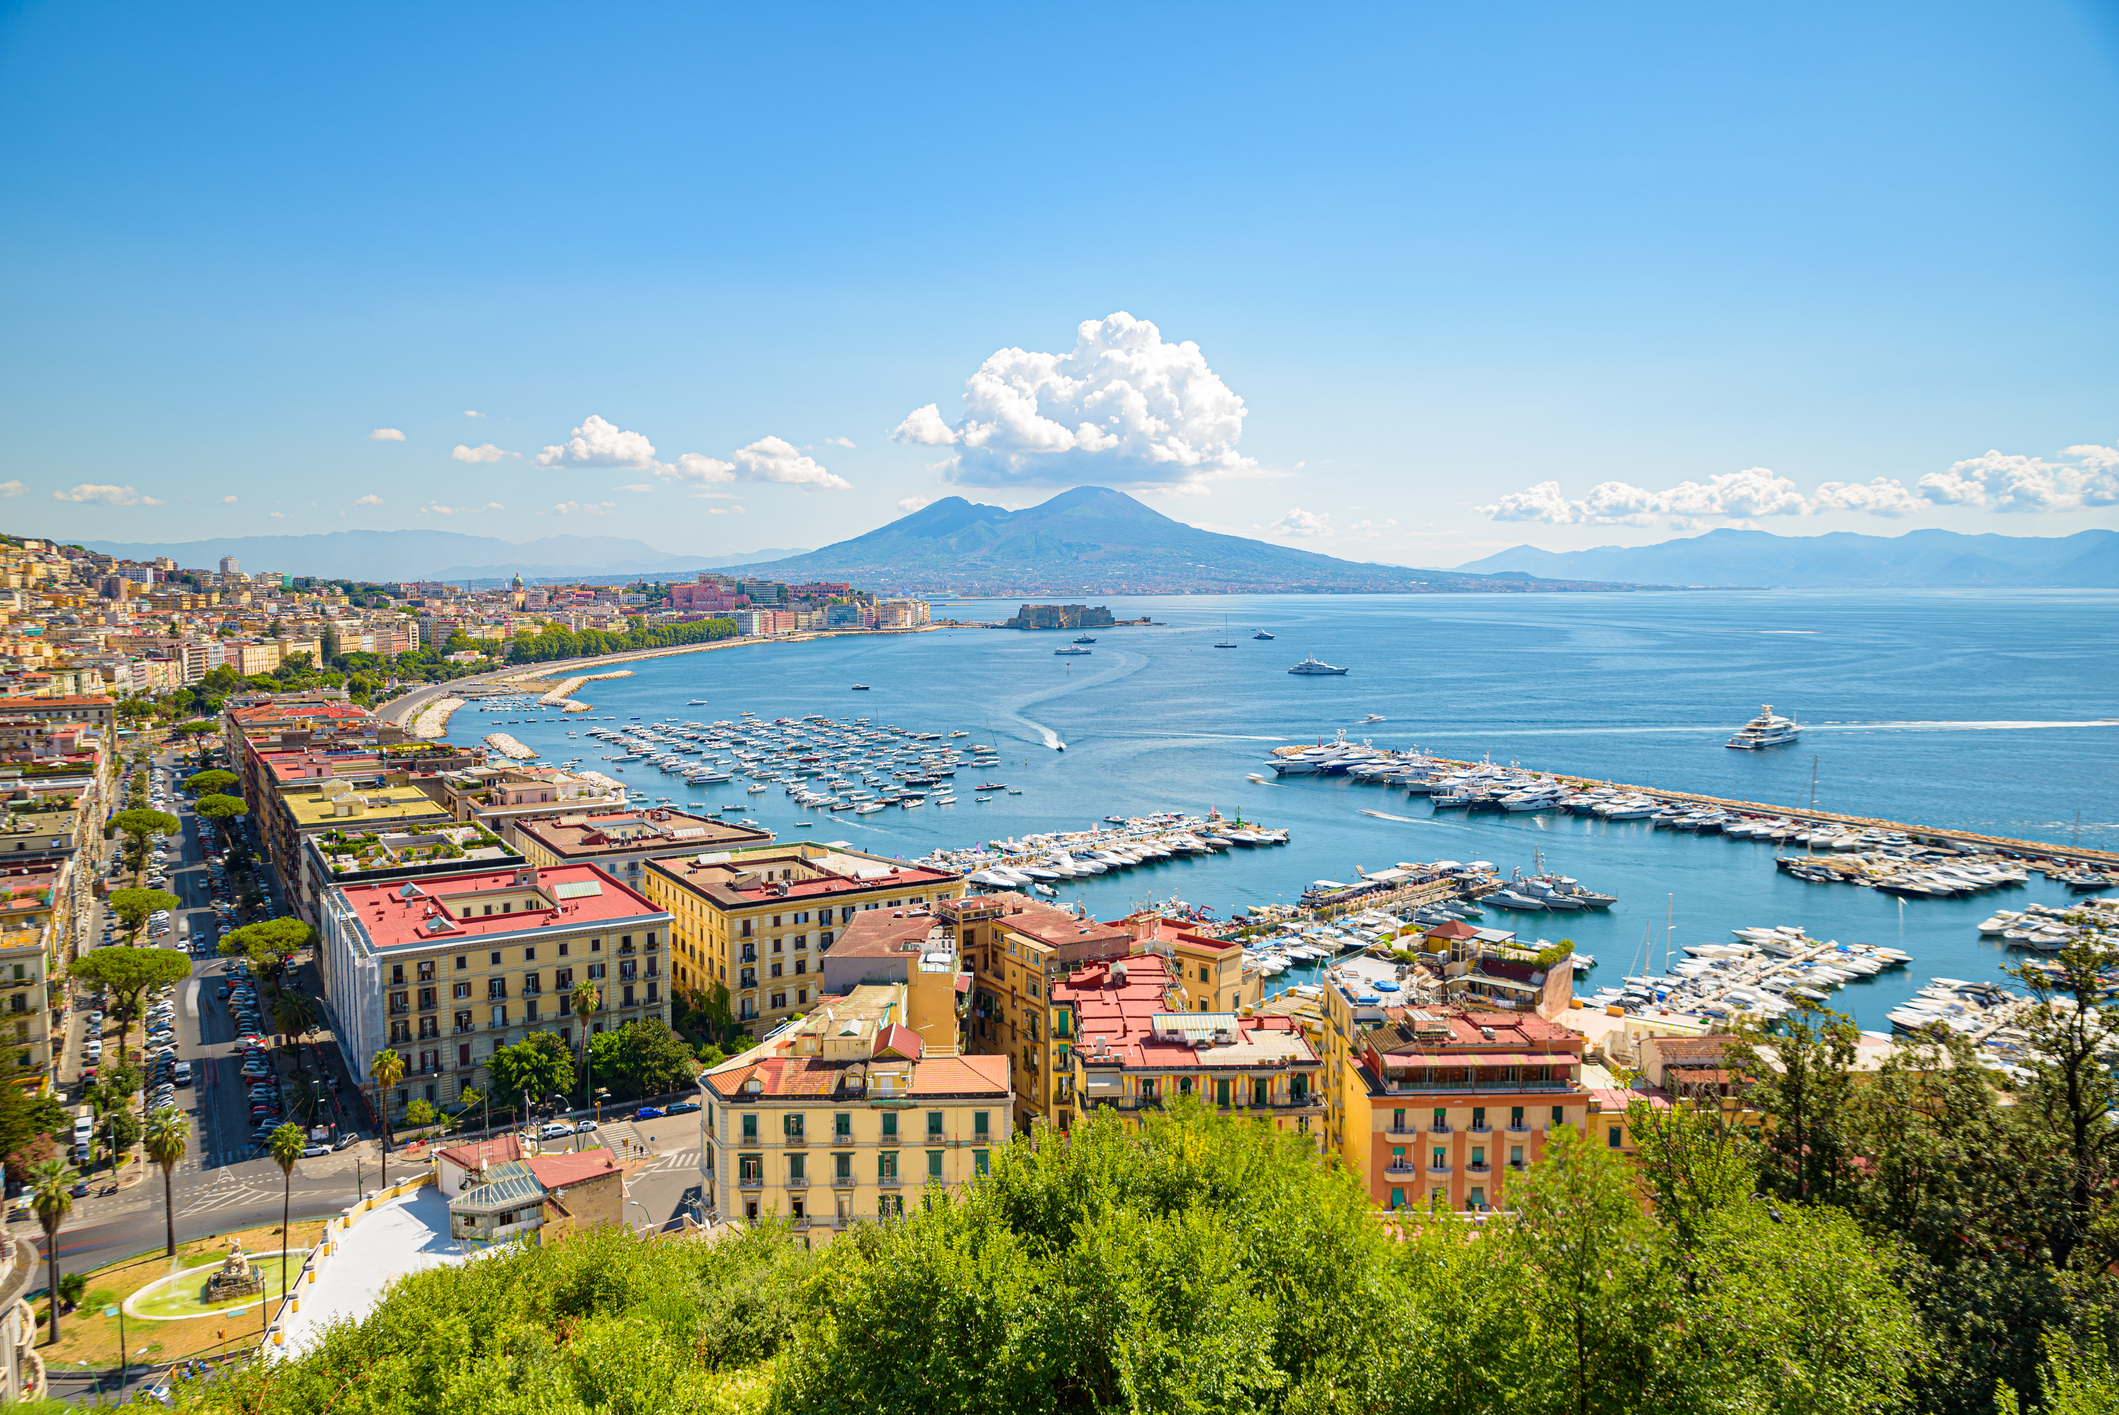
[
  {"x1": 697, "y1": 981, "x2": 1010, "y2": 1241},
  {"x1": 1326, "y1": 974, "x2": 1589, "y2": 1213},
  {"x1": 513, "y1": 808, "x2": 772, "y2": 895},
  {"x1": 1056, "y1": 952, "x2": 1325, "y2": 1147},
  {"x1": 414, "y1": 766, "x2": 631, "y2": 841},
  {"x1": 957, "y1": 894, "x2": 1130, "y2": 1132},
  {"x1": 317, "y1": 862, "x2": 671, "y2": 1122},
  {"x1": 0, "y1": 881, "x2": 54, "y2": 1085},
  {"x1": 644, "y1": 843, "x2": 962, "y2": 1037},
  {"x1": 0, "y1": 695, "x2": 115, "y2": 733},
  {"x1": 817, "y1": 906, "x2": 965, "y2": 1055}
]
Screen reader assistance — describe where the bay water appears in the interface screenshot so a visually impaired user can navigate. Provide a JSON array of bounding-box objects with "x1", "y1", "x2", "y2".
[{"x1": 446, "y1": 590, "x2": 2119, "y2": 1029}]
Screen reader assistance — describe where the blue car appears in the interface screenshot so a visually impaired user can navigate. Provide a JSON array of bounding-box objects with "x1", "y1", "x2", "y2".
[
  {"x1": 665, "y1": 1101, "x2": 701, "y2": 1115},
  {"x1": 634, "y1": 1106, "x2": 664, "y2": 1121}
]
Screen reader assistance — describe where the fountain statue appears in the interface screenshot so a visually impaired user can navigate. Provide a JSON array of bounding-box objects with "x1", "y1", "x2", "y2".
[{"x1": 205, "y1": 1242, "x2": 266, "y2": 1302}]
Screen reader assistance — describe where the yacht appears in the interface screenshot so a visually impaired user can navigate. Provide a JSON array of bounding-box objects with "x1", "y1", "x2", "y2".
[
  {"x1": 1253, "y1": 630, "x2": 1275, "y2": 640},
  {"x1": 1054, "y1": 647, "x2": 1092, "y2": 656},
  {"x1": 1726, "y1": 704, "x2": 1800, "y2": 750},
  {"x1": 1288, "y1": 655, "x2": 1349, "y2": 676},
  {"x1": 1072, "y1": 635, "x2": 1097, "y2": 644}
]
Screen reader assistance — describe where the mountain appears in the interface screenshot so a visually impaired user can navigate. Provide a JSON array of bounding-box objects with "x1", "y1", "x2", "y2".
[
  {"x1": 731, "y1": 487, "x2": 1624, "y2": 594},
  {"x1": 76, "y1": 530, "x2": 809, "y2": 582},
  {"x1": 1452, "y1": 528, "x2": 2119, "y2": 588}
]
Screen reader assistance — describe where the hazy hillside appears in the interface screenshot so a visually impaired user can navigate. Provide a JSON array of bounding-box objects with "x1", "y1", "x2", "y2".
[
  {"x1": 737, "y1": 487, "x2": 1627, "y2": 594},
  {"x1": 1454, "y1": 527, "x2": 2119, "y2": 588},
  {"x1": 77, "y1": 530, "x2": 807, "y2": 582}
]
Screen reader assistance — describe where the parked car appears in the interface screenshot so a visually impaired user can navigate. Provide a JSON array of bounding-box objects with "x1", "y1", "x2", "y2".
[
  {"x1": 538, "y1": 1121, "x2": 573, "y2": 1140},
  {"x1": 575, "y1": 1119, "x2": 599, "y2": 1134},
  {"x1": 333, "y1": 1131, "x2": 360, "y2": 1150},
  {"x1": 634, "y1": 1106, "x2": 664, "y2": 1121},
  {"x1": 301, "y1": 1141, "x2": 330, "y2": 1158},
  {"x1": 173, "y1": 1061, "x2": 193, "y2": 1086},
  {"x1": 666, "y1": 1101, "x2": 701, "y2": 1115}
]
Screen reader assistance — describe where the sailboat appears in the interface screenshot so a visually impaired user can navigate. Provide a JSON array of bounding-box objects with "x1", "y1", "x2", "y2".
[{"x1": 1214, "y1": 615, "x2": 1238, "y2": 648}]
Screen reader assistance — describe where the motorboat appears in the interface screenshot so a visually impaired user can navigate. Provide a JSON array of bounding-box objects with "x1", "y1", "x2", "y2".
[
  {"x1": 1726, "y1": 704, "x2": 1800, "y2": 750},
  {"x1": 1253, "y1": 630, "x2": 1275, "y2": 640},
  {"x1": 1288, "y1": 656, "x2": 1349, "y2": 676}
]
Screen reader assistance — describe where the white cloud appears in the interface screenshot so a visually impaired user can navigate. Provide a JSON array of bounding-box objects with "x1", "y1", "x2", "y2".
[
  {"x1": 464, "y1": 410, "x2": 484, "y2": 418},
  {"x1": 552, "y1": 501, "x2": 615, "y2": 516},
  {"x1": 269, "y1": 511, "x2": 292, "y2": 519},
  {"x1": 704, "y1": 505, "x2": 746, "y2": 516},
  {"x1": 1270, "y1": 508, "x2": 1333, "y2": 537},
  {"x1": 1916, "y1": 445, "x2": 2119, "y2": 512},
  {"x1": 1482, "y1": 467, "x2": 1919, "y2": 527},
  {"x1": 53, "y1": 483, "x2": 160, "y2": 506},
  {"x1": 897, "y1": 496, "x2": 932, "y2": 513},
  {"x1": 418, "y1": 502, "x2": 504, "y2": 516},
  {"x1": 892, "y1": 311, "x2": 1260, "y2": 490},
  {"x1": 354, "y1": 494, "x2": 385, "y2": 507},
  {"x1": 614, "y1": 483, "x2": 653, "y2": 493},
  {"x1": 0, "y1": 482, "x2": 24, "y2": 499},
  {"x1": 452, "y1": 443, "x2": 518, "y2": 464},
  {"x1": 730, "y1": 436, "x2": 850, "y2": 489},
  {"x1": 221, "y1": 494, "x2": 239, "y2": 504},
  {"x1": 664, "y1": 453, "x2": 734, "y2": 485},
  {"x1": 825, "y1": 436, "x2": 856, "y2": 448},
  {"x1": 537, "y1": 415, "x2": 659, "y2": 469},
  {"x1": 368, "y1": 428, "x2": 406, "y2": 442}
]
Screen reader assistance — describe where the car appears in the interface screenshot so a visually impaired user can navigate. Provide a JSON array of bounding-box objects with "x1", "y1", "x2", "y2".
[
  {"x1": 69, "y1": 1180, "x2": 89, "y2": 1198},
  {"x1": 575, "y1": 1119, "x2": 599, "y2": 1134},
  {"x1": 333, "y1": 1131, "x2": 359, "y2": 1150},
  {"x1": 634, "y1": 1106, "x2": 664, "y2": 1121},
  {"x1": 173, "y1": 1061, "x2": 192, "y2": 1085},
  {"x1": 538, "y1": 1121, "x2": 573, "y2": 1140},
  {"x1": 215, "y1": 987, "x2": 229, "y2": 1001},
  {"x1": 300, "y1": 1141, "x2": 330, "y2": 1158},
  {"x1": 666, "y1": 1101, "x2": 701, "y2": 1115},
  {"x1": 83, "y1": 1040, "x2": 102, "y2": 1058}
]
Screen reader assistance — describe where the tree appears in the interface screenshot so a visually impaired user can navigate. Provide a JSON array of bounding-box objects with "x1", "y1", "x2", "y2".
[
  {"x1": 272, "y1": 990, "x2": 318, "y2": 1048},
  {"x1": 370, "y1": 1048, "x2": 405, "y2": 1154},
  {"x1": 195, "y1": 793, "x2": 248, "y2": 823},
  {"x1": 0, "y1": 1083, "x2": 67, "y2": 1187},
  {"x1": 488, "y1": 1033, "x2": 575, "y2": 1118},
  {"x1": 268, "y1": 1122, "x2": 306, "y2": 1310},
  {"x1": 2003, "y1": 927, "x2": 2119, "y2": 1276},
  {"x1": 143, "y1": 1105, "x2": 187, "y2": 1258},
  {"x1": 101, "y1": 1107, "x2": 142, "y2": 1166},
  {"x1": 1726, "y1": 1000, "x2": 1860, "y2": 1205},
  {"x1": 29, "y1": 1156, "x2": 72, "y2": 1341},
  {"x1": 570, "y1": 980, "x2": 600, "y2": 1100},
  {"x1": 106, "y1": 886, "x2": 180, "y2": 945},
  {"x1": 403, "y1": 1099, "x2": 437, "y2": 1131},
  {"x1": 110, "y1": 808, "x2": 178, "y2": 875},
  {"x1": 589, "y1": 1019, "x2": 700, "y2": 1101},
  {"x1": 221, "y1": 917, "x2": 315, "y2": 979},
  {"x1": 70, "y1": 946, "x2": 189, "y2": 1055},
  {"x1": 185, "y1": 769, "x2": 238, "y2": 796}
]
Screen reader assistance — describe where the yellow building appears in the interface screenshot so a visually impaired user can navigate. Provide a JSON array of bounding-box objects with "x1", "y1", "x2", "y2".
[
  {"x1": 644, "y1": 843, "x2": 962, "y2": 1038},
  {"x1": 697, "y1": 982, "x2": 1011, "y2": 1242}
]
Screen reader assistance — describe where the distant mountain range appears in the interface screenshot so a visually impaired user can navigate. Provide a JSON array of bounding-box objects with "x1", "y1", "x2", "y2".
[
  {"x1": 1455, "y1": 527, "x2": 2119, "y2": 588},
  {"x1": 76, "y1": 530, "x2": 807, "y2": 583},
  {"x1": 731, "y1": 488, "x2": 1621, "y2": 594}
]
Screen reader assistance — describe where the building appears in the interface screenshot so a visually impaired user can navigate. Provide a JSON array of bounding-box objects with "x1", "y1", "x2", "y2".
[
  {"x1": 0, "y1": 695, "x2": 114, "y2": 732},
  {"x1": 1002, "y1": 604, "x2": 1115, "y2": 631},
  {"x1": 0, "y1": 889, "x2": 54, "y2": 1086},
  {"x1": 278, "y1": 781, "x2": 458, "y2": 883},
  {"x1": 316, "y1": 862, "x2": 672, "y2": 1123},
  {"x1": 1326, "y1": 975, "x2": 1589, "y2": 1213},
  {"x1": 219, "y1": 556, "x2": 240, "y2": 575},
  {"x1": 696, "y1": 981, "x2": 1010, "y2": 1241},
  {"x1": 413, "y1": 765, "x2": 630, "y2": 841},
  {"x1": 1057, "y1": 953, "x2": 1325, "y2": 1147},
  {"x1": 447, "y1": 1147, "x2": 624, "y2": 1247},
  {"x1": 514, "y1": 808, "x2": 773, "y2": 896},
  {"x1": 957, "y1": 894, "x2": 1129, "y2": 1132},
  {"x1": 645, "y1": 843, "x2": 962, "y2": 1036},
  {"x1": 819, "y1": 906, "x2": 966, "y2": 1056}
]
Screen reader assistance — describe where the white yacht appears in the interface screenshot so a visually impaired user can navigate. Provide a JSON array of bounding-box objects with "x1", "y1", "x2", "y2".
[
  {"x1": 1726, "y1": 704, "x2": 1800, "y2": 750},
  {"x1": 1288, "y1": 655, "x2": 1349, "y2": 676}
]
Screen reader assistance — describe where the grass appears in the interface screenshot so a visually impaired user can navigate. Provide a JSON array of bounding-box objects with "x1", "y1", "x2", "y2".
[{"x1": 38, "y1": 1218, "x2": 329, "y2": 1369}]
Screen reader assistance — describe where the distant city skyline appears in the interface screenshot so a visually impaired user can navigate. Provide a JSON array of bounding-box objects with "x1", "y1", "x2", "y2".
[{"x1": 2, "y1": 1, "x2": 2114, "y2": 567}]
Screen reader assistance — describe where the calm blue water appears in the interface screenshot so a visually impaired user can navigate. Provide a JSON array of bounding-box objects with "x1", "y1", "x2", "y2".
[{"x1": 446, "y1": 590, "x2": 2119, "y2": 1028}]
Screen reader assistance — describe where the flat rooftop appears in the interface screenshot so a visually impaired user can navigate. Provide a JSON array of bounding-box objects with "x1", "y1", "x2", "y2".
[
  {"x1": 648, "y1": 846, "x2": 957, "y2": 908},
  {"x1": 515, "y1": 808, "x2": 771, "y2": 859},
  {"x1": 334, "y1": 863, "x2": 666, "y2": 952},
  {"x1": 287, "y1": 785, "x2": 453, "y2": 829}
]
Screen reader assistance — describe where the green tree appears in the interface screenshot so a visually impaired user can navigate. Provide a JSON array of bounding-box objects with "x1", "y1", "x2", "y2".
[
  {"x1": 143, "y1": 1105, "x2": 187, "y2": 1258},
  {"x1": 28, "y1": 1155, "x2": 72, "y2": 1340},
  {"x1": 110, "y1": 807, "x2": 178, "y2": 875},
  {"x1": 402, "y1": 1098, "x2": 437, "y2": 1131},
  {"x1": 221, "y1": 916, "x2": 315, "y2": 979},
  {"x1": 488, "y1": 1033, "x2": 575, "y2": 1117},
  {"x1": 272, "y1": 990, "x2": 318, "y2": 1047},
  {"x1": 2004, "y1": 928, "x2": 2119, "y2": 1276},
  {"x1": 267, "y1": 1122, "x2": 306, "y2": 1310},
  {"x1": 1998, "y1": 1321, "x2": 2119, "y2": 1415},
  {"x1": 370, "y1": 1047, "x2": 405, "y2": 1154},
  {"x1": 70, "y1": 946, "x2": 189, "y2": 1054},
  {"x1": 570, "y1": 980, "x2": 600, "y2": 1100},
  {"x1": 590, "y1": 1018, "x2": 701, "y2": 1101},
  {"x1": 106, "y1": 886, "x2": 180, "y2": 945},
  {"x1": 184, "y1": 769, "x2": 238, "y2": 796},
  {"x1": 1727, "y1": 1000, "x2": 1860, "y2": 1205},
  {"x1": 101, "y1": 1107, "x2": 142, "y2": 1165},
  {"x1": 195, "y1": 792, "x2": 248, "y2": 823}
]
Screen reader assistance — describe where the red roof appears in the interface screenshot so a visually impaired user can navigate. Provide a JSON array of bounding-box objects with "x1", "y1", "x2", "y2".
[
  {"x1": 1424, "y1": 919, "x2": 1480, "y2": 940},
  {"x1": 905, "y1": 1054, "x2": 1010, "y2": 1097},
  {"x1": 437, "y1": 1134, "x2": 524, "y2": 1170},
  {"x1": 872, "y1": 1023, "x2": 921, "y2": 1059},
  {"x1": 337, "y1": 863, "x2": 665, "y2": 951},
  {"x1": 526, "y1": 1148, "x2": 620, "y2": 1188}
]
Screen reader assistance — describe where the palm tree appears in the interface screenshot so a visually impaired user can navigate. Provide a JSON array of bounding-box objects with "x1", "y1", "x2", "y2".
[
  {"x1": 142, "y1": 1107, "x2": 187, "y2": 1258},
  {"x1": 571, "y1": 980, "x2": 600, "y2": 1103},
  {"x1": 369, "y1": 1047, "x2": 405, "y2": 1156},
  {"x1": 272, "y1": 992, "x2": 316, "y2": 1054},
  {"x1": 28, "y1": 1157, "x2": 73, "y2": 1341},
  {"x1": 267, "y1": 1122, "x2": 306, "y2": 1313}
]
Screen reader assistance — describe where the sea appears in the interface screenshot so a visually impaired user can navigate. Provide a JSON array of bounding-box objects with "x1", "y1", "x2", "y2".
[{"x1": 441, "y1": 590, "x2": 2119, "y2": 1030}]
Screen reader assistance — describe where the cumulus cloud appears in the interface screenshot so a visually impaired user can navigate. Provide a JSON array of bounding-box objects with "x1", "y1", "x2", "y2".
[
  {"x1": 464, "y1": 410, "x2": 484, "y2": 418},
  {"x1": 538, "y1": 415, "x2": 660, "y2": 469},
  {"x1": 419, "y1": 501, "x2": 503, "y2": 516},
  {"x1": 1916, "y1": 445, "x2": 2119, "y2": 512},
  {"x1": 53, "y1": 483, "x2": 160, "y2": 506},
  {"x1": 730, "y1": 436, "x2": 850, "y2": 489},
  {"x1": 1482, "y1": 467, "x2": 1921, "y2": 527},
  {"x1": 0, "y1": 482, "x2": 24, "y2": 499},
  {"x1": 891, "y1": 311, "x2": 1260, "y2": 489},
  {"x1": 897, "y1": 496, "x2": 932, "y2": 513},
  {"x1": 825, "y1": 436, "x2": 856, "y2": 448},
  {"x1": 354, "y1": 494, "x2": 385, "y2": 507},
  {"x1": 664, "y1": 453, "x2": 734, "y2": 485},
  {"x1": 368, "y1": 428, "x2": 406, "y2": 442},
  {"x1": 268, "y1": 511, "x2": 292, "y2": 519},
  {"x1": 221, "y1": 495, "x2": 239, "y2": 504},
  {"x1": 615, "y1": 483, "x2": 653, "y2": 493},
  {"x1": 1270, "y1": 508, "x2": 1333, "y2": 537},
  {"x1": 704, "y1": 505, "x2": 746, "y2": 516},
  {"x1": 452, "y1": 443, "x2": 518, "y2": 464},
  {"x1": 552, "y1": 501, "x2": 615, "y2": 516}
]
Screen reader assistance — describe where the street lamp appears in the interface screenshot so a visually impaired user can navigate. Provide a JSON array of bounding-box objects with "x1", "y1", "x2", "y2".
[{"x1": 628, "y1": 1199, "x2": 653, "y2": 1237}]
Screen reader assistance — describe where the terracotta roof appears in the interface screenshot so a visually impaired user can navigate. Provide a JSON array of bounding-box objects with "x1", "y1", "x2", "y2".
[
  {"x1": 831, "y1": 909, "x2": 940, "y2": 958},
  {"x1": 1424, "y1": 919, "x2": 1480, "y2": 940},
  {"x1": 525, "y1": 1148, "x2": 620, "y2": 1188},
  {"x1": 1646, "y1": 1036, "x2": 1739, "y2": 1062},
  {"x1": 335, "y1": 862, "x2": 666, "y2": 950},
  {"x1": 438, "y1": 1134, "x2": 524, "y2": 1170},
  {"x1": 906, "y1": 1054, "x2": 1011, "y2": 1097},
  {"x1": 873, "y1": 1023, "x2": 921, "y2": 1059},
  {"x1": 514, "y1": 809, "x2": 770, "y2": 859}
]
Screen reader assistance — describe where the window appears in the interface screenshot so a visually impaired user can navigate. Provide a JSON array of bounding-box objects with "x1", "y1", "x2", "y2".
[
  {"x1": 784, "y1": 1113, "x2": 805, "y2": 1140},
  {"x1": 834, "y1": 1113, "x2": 851, "y2": 1140},
  {"x1": 390, "y1": 963, "x2": 405, "y2": 985},
  {"x1": 558, "y1": 941, "x2": 569, "y2": 957},
  {"x1": 1432, "y1": 1146, "x2": 1446, "y2": 1168},
  {"x1": 1472, "y1": 1106, "x2": 1487, "y2": 1131},
  {"x1": 455, "y1": 955, "x2": 468, "y2": 971},
  {"x1": 741, "y1": 1114, "x2": 758, "y2": 1142},
  {"x1": 881, "y1": 1112, "x2": 897, "y2": 1139},
  {"x1": 490, "y1": 951, "x2": 501, "y2": 965},
  {"x1": 454, "y1": 1010, "x2": 472, "y2": 1033},
  {"x1": 973, "y1": 1111, "x2": 989, "y2": 1139},
  {"x1": 1553, "y1": 1105, "x2": 1565, "y2": 1127},
  {"x1": 1215, "y1": 1079, "x2": 1231, "y2": 1107},
  {"x1": 418, "y1": 959, "x2": 435, "y2": 982},
  {"x1": 458, "y1": 1043, "x2": 471, "y2": 1066},
  {"x1": 523, "y1": 947, "x2": 535, "y2": 961},
  {"x1": 926, "y1": 1110, "x2": 943, "y2": 1139},
  {"x1": 1433, "y1": 1108, "x2": 1447, "y2": 1130},
  {"x1": 1139, "y1": 1079, "x2": 1157, "y2": 1101},
  {"x1": 787, "y1": 1154, "x2": 805, "y2": 1184},
  {"x1": 1510, "y1": 1145, "x2": 1524, "y2": 1169},
  {"x1": 927, "y1": 1150, "x2": 943, "y2": 1179},
  {"x1": 556, "y1": 968, "x2": 573, "y2": 989},
  {"x1": 834, "y1": 1152, "x2": 852, "y2": 1181},
  {"x1": 878, "y1": 1150, "x2": 897, "y2": 1180},
  {"x1": 769, "y1": 991, "x2": 785, "y2": 1010},
  {"x1": 453, "y1": 981, "x2": 471, "y2": 1000},
  {"x1": 487, "y1": 979, "x2": 507, "y2": 999},
  {"x1": 1510, "y1": 1105, "x2": 1525, "y2": 1129},
  {"x1": 1177, "y1": 1076, "x2": 1191, "y2": 1096},
  {"x1": 1252, "y1": 1078, "x2": 1270, "y2": 1107},
  {"x1": 1608, "y1": 1127, "x2": 1622, "y2": 1148},
  {"x1": 1199, "y1": 965, "x2": 1210, "y2": 983},
  {"x1": 491, "y1": 1005, "x2": 507, "y2": 1027},
  {"x1": 738, "y1": 1154, "x2": 762, "y2": 1182},
  {"x1": 972, "y1": 1149, "x2": 989, "y2": 1177}
]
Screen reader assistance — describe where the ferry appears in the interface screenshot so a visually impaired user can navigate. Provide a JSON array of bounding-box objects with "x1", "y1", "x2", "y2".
[
  {"x1": 1725, "y1": 704, "x2": 1800, "y2": 750},
  {"x1": 1288, "y1": 655, "x2": 1349, "y2": 676},
  {"x1": 1055, "y1": 647, "x2": 1092, "y2": 656}
]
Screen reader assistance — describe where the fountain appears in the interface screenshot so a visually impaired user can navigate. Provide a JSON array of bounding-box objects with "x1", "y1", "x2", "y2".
[
  {"x1": 204, "y1": 1243, "x2": 266, "y2": 1302},
  {"x1": 125, "y1": 1246, "x2": 299, "y2": 1320}
]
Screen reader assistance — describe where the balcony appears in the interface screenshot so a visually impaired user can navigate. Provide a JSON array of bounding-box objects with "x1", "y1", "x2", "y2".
[
  {"x1": 387, "y1": 1005, "x2": 410, "y2": 1017},
  {"x1": 1467, "y1": 1161, "x2": 1491, "y2": 1173},
  {"x1": 1427, "y1": 1159, "x2": 1453, "y2": 1174},
  {"x1": 1506, "y1": 1122, "x2": 1529, "y2": 1133},
  {"x1": 1468, "y1": 1123, "x2": 1491, "y2": 1134},
  {"x1": 453, "y1": 1024, "x2": 475, "y2": 1035},
  {"x1": 877, "y1": 1173, "x2": 901, "y2": 1187},
  {"x1": 1384, "y1": 1162, "x2": 1420, "y2": 1177},
  {"x1": 737, "y1": 1176, "x2": 763, "y2": 1189},
  {"x1": 781, "y1": 1135, "x2": 808, "y2": 1147},
  {"x1": 831, "y1": 1173, "x2": 856, "y2": 1188},
  {"x1": 1428, "y1": 1122, "x2": 1452, "y2": 1135}
]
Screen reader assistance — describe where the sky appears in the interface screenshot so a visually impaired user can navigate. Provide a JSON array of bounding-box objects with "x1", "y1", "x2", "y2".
[{"x1": 2, "y1": 1, "x2": 2115, "y2": 569}]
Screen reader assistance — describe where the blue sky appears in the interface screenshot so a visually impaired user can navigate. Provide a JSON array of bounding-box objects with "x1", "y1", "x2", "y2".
[{"x1": 2, "y1": 1, "x2": 2115, "y2": 567}]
